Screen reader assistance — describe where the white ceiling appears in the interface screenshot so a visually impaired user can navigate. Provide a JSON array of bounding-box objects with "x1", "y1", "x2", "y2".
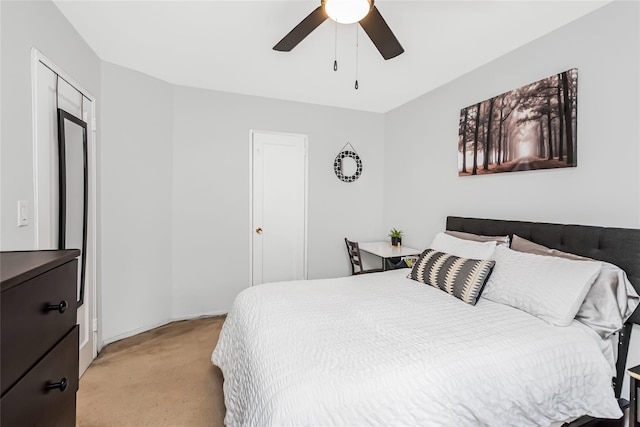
[{"x1": 52, "y1": 0, "x2": 610, "y2": 113}]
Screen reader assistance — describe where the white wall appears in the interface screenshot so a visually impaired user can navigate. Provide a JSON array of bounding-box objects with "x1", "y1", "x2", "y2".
[
  {"x1": 0, "y1": 0, "x2": 100, "y2": 250},
  {"x1": 99, "y1": 62, "x2": 173, "y2": 343},
  {"x1": 383, "y1": 0, "x2": 640, "y2": 398},
  {"x1": 384, "y1": 1, "x2": 639, "y2": 248},
  {"x1": 96, "y1": 67, "x2": 384, "y2": 341},
  {"x1": 171, "y1": 87, "x2": 385, "y2": 319}
]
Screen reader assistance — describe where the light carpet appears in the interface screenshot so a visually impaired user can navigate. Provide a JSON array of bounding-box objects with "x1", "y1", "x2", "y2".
[{"x1": 77, "y1": 316, "x2": 226, "y2": 427}]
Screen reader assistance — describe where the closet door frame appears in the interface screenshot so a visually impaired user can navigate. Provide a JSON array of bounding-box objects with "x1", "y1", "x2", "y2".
[{"x1": 31, "y1": 48, "x2": 98, "y2": 376}]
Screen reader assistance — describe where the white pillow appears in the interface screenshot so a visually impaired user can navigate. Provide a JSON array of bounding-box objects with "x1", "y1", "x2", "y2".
[
  {"x1": 482, "y1": 246, "x2": 602, "y2": 326},
  {"x1": 510, "y1": 235, "x2": 640, "y2": 337},
  {"x1": 429, "y1": 232, "x2": 496, "y2": 260}
]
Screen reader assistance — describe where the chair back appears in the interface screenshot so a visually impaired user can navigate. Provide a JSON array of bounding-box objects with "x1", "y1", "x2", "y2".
[{"x1": 344, "y1": 238, "x2": 364, "y2": 275}]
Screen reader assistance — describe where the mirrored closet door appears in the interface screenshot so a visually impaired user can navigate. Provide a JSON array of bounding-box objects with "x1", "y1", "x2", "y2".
[{"x1": 57, "y1": 109, "x2": 88, "y2": 307}]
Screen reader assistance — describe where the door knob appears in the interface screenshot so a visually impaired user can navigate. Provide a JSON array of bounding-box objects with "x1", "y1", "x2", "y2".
[{"x1": 256, "y1": 227, "x2": 263, "y2": 234}]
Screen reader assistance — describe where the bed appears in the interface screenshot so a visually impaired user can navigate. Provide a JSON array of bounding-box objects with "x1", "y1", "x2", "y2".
[{"x1": 212, "y1": 217, "x2": 640, "y2": 426}]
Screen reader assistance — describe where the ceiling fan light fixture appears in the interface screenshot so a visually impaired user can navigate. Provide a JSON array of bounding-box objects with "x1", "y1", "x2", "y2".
[{"x1": 324, "y1": 0, "x2": 372, "y2": 24}]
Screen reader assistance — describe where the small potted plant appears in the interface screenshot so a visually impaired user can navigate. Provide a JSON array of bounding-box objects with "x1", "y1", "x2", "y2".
[{"x1": 389, "y1": 228, "x2": 404, "y2": 247}]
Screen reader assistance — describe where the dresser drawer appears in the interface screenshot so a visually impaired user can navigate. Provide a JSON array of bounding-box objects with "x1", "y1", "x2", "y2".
[
  {"x1": 1, "y1": 260, "x2": 77, "y2": 394},
  {"x1": 1, "y1": 325, "x2": 78, "y2": 427}
]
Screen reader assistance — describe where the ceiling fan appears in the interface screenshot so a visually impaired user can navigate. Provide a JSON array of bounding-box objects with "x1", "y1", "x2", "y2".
[{"x1": 273, "y1": 0, "x2": 404, "y2": 60}]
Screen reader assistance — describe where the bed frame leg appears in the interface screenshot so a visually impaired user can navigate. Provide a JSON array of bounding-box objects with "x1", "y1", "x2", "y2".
[{"x1": 614, "y1": 323, "x2": 633, "y2": 399}]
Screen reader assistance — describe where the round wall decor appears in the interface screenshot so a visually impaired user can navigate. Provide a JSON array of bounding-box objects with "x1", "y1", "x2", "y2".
[{"x1": 334, "y1": 143, "x2": 362, "y2": 182}]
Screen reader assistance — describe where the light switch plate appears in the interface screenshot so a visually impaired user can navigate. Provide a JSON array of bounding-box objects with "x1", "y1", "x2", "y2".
[{"x1": 17, "y1": 200, "x2": 28, "y2": 227}]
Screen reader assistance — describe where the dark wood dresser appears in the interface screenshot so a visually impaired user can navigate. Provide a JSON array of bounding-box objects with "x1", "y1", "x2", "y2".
[{"x1": 1, "y1": 250, "x2": 80, "y2": 427}]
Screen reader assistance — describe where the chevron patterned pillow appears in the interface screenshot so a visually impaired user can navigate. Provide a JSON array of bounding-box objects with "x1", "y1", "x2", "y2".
[{"x1": 407, "y1": 249, "x2": 495, "y2": 305}]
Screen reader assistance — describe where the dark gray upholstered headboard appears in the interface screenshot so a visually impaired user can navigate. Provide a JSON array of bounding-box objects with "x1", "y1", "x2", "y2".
[{"x1": 446, "y1": 216, "x2": 640, "y2": 324}]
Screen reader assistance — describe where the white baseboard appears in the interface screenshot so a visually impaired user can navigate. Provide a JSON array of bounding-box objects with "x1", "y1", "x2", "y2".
[
  {"x1": 171, "y1": 310, "x2": 228, "y2": 322},
  {"x1": 99, "y1": 310, "x2": 228, "y2": 349},
  {"x1": 101, "y1": 318, "x2": 173, "y2": 347}
]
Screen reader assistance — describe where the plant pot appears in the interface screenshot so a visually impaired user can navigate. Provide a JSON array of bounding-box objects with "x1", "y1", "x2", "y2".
[{"x1": 391, "y1": 237, "x2": 402, "y2": 247}]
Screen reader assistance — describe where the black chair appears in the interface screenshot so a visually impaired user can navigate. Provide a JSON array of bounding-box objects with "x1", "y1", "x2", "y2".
[{"x1": 345, "y1": 238, "x2": 385, "y2": 275}]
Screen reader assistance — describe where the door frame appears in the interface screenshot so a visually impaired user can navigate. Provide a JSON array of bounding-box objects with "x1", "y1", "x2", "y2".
[
  {"x1": 248, "y1": 129, "x2": 309, "y2": 286},
  {"x1": 31, "y1": 48, "x2": 98, "y2": 366}
]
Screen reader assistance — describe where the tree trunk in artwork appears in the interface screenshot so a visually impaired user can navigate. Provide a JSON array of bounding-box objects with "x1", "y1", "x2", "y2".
[
  {"x1": 562, "y1": 71, "x2": 575, "y2": 165},
  {"x1": 482, "y1": 122, "x2": 488, "y2": 165},
  {"x1": 546, "y1": 97, "x2": 553, "y2": 160},
  {"x1": 483, "y1": 98, "x2": 495, "y2": 171},
  {"x1": 556, "y1": 74, "x2": 564, "y2": 162},
  {"x1": 503, "y1": 133, "x2": 507, "y2": 163},
  {"x1": 460, "y1": 107, "x2": 469, "y2": 173},
  {"x1": 495, "y1": 93, "x2": 516, "y2": 166},
  {"x1": 538, "y1": 120, "x2": 545, "y2": 158},
  {"x1": 504, "y1": 134, "x2": 508, "y2": 163},
  {"x1": 504, "y1": 133, "x2": 509, "y2": 163},
  {"x1": 497, "y1": 107, "x2": 504, "y2": 165},
  {"x1": 472, "y1": 102, "x2": 481, "y2": 175}
]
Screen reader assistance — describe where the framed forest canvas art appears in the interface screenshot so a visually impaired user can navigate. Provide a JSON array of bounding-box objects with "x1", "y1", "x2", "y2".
[{"x1": 458, "y1": 69, "x2": 578, "y2": 176}]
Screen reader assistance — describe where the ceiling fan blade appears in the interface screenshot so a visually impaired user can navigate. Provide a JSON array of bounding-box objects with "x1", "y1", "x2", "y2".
[
  {"x1": 273, "y1": 6, "x2": 329, "y2": 52},
  {"x1": 359, "y1": 6, "x2": 404, "y2": 60}
]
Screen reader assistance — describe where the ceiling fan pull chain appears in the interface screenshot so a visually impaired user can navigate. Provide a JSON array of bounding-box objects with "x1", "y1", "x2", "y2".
[
  {"x1": 354, "y1": 24, "x2": 359, "y2": 90},
  {"x1": 333, "y1": 20, "x2": 338, "y2": 71}
]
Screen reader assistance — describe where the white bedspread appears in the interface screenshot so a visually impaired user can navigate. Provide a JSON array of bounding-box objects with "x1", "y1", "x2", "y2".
[{"x1": 212, "y1": 270, "x2": 622, "y2": 426}]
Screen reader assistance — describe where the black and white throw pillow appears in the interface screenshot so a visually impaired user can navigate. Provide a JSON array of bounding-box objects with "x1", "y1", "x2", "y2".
[{"x1": 407, "y1": 249, "x2": 495, "y2": 305}]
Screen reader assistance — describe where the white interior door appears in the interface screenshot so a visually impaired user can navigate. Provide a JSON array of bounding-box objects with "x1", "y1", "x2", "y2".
[
  {"x1": 33, "y1": 52, "x2": 97, "y2": 376},
  {"x1": 251, "y1": 131, "x2": 307, "y2": 285}
]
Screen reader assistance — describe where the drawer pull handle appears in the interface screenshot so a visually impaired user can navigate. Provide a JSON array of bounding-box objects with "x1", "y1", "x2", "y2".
[
  {"x1": 46, "y1": 377, "x2": 68, "y2": 392},
  {"x1": 45, "y1": 300, "x2": 68, "y2": 314}
]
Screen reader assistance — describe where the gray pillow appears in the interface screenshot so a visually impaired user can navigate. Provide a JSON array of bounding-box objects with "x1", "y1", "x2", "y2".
[
  {"x1": 511, "y1": 235, "x2": 640, "y2": 338},
  {"x1": 510, "y1": 235, "x2": 588, "y2": 260},
  {"x1": 407, "y1": 249, "x2": 495, "y2": 306},
  {"x1": 445, "y1": 230, "x2": 510, "y2": 247}
]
